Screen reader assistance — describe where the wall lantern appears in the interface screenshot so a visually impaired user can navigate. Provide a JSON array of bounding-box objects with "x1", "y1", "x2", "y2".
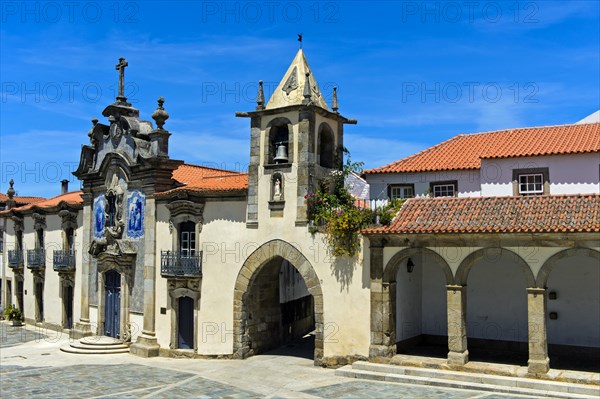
[
  {"x1": 406, "y1": 258, "x2": 415, "y2": 273},
  {"x1": 548, "y1": 291, "x2": 557, "y2": 300}
]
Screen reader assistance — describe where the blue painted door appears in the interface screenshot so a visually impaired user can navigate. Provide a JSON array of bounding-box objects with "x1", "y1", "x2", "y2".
[
  {"x1": 178, "y1": 296, "x2": 194, "y2": 349},
  {"x1": 104, "y1": 270, "x2": 121, "y2": 338}
]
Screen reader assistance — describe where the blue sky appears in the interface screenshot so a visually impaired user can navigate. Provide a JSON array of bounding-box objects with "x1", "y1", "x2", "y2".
[{"x1": 1, "y1": 0, "x2": 598, "y2": 197}]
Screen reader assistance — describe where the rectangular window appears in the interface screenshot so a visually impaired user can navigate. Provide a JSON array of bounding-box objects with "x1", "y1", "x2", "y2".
[
  {"x1": 519, "y1": 173, "x2": 544, "y2": 195},
  {"x1": 179, "y1": 222, "x2": 196, "y2": 256},
  {"x1": 389, "y1": 185, "x2": 414, "y2": 200},
  {"x1": 432, "y1": 183, "x2": 456, "y2": 197},
  {"x1": 512, "y1": 168, "x2": 549, "y2": 196}
]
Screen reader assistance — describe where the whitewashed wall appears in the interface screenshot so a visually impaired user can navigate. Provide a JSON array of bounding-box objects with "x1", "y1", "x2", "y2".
[
  {"x1": 466, "y1": 254, "x2": 529, "y2": 342},
  {"x1": 480, "y1": 153, "x2": 600, "y2": 196},
  {"x1": 394, "y1": 257, "x2": 448, "y2": 342},
  {"x1": 546, "y1": 254, "x2": 600, "y2": 347},
  {"x1": 366, "y1": 169, "x2": 481, "y2": 200},
  {"x1": 154, "y1": 197, "x2": 372, "y2": 359}
]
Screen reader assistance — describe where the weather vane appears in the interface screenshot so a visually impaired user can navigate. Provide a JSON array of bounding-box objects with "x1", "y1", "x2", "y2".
[{"x1": 298, "y1": 33, "x2": 303, "y2": 49}]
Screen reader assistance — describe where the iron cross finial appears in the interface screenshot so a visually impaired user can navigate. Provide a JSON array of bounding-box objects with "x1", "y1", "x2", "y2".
[{"x1": 115, "y1": 57, "x2": 128, "y2": 102}]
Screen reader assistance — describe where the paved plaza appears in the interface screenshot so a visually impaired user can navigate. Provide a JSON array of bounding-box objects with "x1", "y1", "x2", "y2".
[{"x1": 0, "y1": 323, "x2": 550, "y2": 398}]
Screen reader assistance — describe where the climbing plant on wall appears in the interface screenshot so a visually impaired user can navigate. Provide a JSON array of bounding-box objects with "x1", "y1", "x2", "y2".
[{"x1": 306, "y1": 150, "x2": 374, "y2": 257}]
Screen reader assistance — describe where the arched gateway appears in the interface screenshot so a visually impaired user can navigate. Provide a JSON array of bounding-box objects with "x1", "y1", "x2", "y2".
[{"x1": 233, "y1": 240, "x2": 324, "y2": 365}]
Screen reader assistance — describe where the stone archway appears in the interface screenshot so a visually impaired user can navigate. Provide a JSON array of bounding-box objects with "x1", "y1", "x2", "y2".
[
  {"x1": 538, "y1": 248, "x2": 600, "y2": 371},
  {"x1": 455, "y1": 247, "x2": 535, "y2": 287},
  {"x1": 233, "y1": 239, "x2": 324, "y2": 365},
  {"x1": 456, "y1": 247, "x2": 534, "y2": 366},
  {"x1": 536, "y1": 248, "x2": 600, "y2": 288},
  {"x1": 381, "y1": 248, "x2": 454, "y2": 357}
]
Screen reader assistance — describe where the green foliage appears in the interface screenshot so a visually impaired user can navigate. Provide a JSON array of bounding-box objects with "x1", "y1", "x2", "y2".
[
  {"x1": 4, "y1": 304, "x2": 22, "y2": 322},
  {"x1": 377, "y1": 198, "x2": 406, "y2": 226},
  {"x1": 305, "y1": 150, "x2": 372, "y2": 257}
]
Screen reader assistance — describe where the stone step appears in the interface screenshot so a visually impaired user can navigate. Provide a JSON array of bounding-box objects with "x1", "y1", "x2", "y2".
[
  {"x1": 80, "y1": 336, "x2": 124, "y2": 346},
  {"x1": 351, "y1": 361, "x2": 600, "y2": 396},
  {"x1": 60, "y1": 336, "x2": 130, "y2": 355},
  {"x1": 60, "y1": 345, "x2": 130, "y2": 355},
  {"x1": 69, "y1": 341, "x2": 129, "y2": 351},
  {"x1": 336, "y1": 363, "x2": 600, "y2": 399}
]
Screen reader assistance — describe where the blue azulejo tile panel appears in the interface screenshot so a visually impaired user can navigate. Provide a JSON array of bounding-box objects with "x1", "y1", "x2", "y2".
[
  {"x1": 126, "y1": 190, "x2": 144, "y2": 239},
  {"x1": 93, "y1": 194, "x2": 105, "y2": 238}
]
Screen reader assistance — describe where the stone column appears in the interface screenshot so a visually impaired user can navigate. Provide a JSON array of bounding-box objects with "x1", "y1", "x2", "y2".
[
  {"x1": 72, "y1": 202, "x2": 92, "y2": 339},
  {"x1": 369, "y1": 240, "x2": 394, "y2": 358},
  {"x1": 527, "y1": 287, "x2": 550, "y2": 374},
  {"x1": 130, "y1": 196, "x2": 160, "y2": 357},
  {"x1": 447, "y1": 285, "x2": 468, "y2": 366}
]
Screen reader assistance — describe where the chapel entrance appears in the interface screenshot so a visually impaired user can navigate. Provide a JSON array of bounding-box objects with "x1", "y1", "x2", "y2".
[{"x1": 104, "y1": 270, "x2": 121, "y2": 338}]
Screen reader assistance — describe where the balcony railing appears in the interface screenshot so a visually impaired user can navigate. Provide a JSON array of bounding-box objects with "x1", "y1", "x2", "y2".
[
  {"x1": 7, "y1": 250, "x2": 23, "y2": 268},
  {"x1": 161, "y1": 251, "x2": 202, "y2": 278},
  {"x1": 27, "y1": 249, "x2": 45, "y2": 269},
  {"x1": 53, "y1": 250, "x2": 76, "y2": 272}
]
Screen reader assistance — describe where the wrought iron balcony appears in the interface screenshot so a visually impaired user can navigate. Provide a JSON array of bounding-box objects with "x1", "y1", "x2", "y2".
[
  {"x1": 161, "y1": 251, "x2": 202, "y2": 278},
  {"x1": 27, "y1": 249, "x2": 45, "y2": 269},
  {"x1": 53, "y1": 250, "x2": 76, "y2": 272},
  {"x1": 7, "y1": 250, "x2": 23, "y2": 269}
]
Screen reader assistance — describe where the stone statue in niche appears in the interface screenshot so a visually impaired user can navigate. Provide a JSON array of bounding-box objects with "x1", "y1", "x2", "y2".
[{"x1": 273, "y1": 177, "x2": 282, "y2": 201}]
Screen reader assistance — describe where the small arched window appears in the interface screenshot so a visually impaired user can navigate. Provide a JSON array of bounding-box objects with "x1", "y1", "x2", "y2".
[{"x1": 318, "y1": 124, "x2": 335, "y2": 169}]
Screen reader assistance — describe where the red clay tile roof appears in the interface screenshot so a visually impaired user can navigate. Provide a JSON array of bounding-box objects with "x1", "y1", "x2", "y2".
[
  {"x1": 363, "y1": 194, "x2": 600, "y2": 234},
  {"x1": 365, "y1": 122, "x2": 600, "y2": 174},
  {"x1": 0, "y1": 191, "x2": 83, "y2": 214},
  {"x1": 0, "y1": 193, "x2": 46, "y2": 206},
  {"x1": 157, "y1": 163, "x2": 248, "y2": 197}
]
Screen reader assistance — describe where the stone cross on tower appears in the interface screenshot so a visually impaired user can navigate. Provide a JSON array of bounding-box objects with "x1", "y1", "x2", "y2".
[{"x1": 115, "y1": 57, "x2": 128, "y2": 103}]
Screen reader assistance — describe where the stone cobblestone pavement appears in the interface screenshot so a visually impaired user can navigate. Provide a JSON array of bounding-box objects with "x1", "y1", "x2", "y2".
[{"x1": 0, "y1": 323, "x2": 543, "y2": 398}]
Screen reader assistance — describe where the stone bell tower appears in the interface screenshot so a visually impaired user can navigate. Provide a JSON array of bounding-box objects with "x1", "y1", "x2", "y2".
[{"x1": 237, "y1": 49, "x2": 356, "y2": 228}]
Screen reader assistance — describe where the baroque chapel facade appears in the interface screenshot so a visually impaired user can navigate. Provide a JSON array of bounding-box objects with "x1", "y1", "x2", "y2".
[{"x1": 1, "y1": 50, "x2": 599, "y2": 376}]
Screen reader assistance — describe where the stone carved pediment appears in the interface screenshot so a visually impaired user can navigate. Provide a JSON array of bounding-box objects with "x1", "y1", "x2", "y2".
[
  {"x1": 166, "y1": 200, "x2": 204, "y2": 219},
  {"x1": 167, "y1": 200, "x2": 204, "y2": 232},
  {"x1": 58, "y1": 210, "x2": 78, "y2": 230},
  {"x1": 32, "y1": 213, "x2": 46, "y2": 231},
  {"x1": 11, "y1": 216, "x2": 24, "y2": 233},
  {"x1": 168, "y1": 279, "x2": 201, "y2": 293}
]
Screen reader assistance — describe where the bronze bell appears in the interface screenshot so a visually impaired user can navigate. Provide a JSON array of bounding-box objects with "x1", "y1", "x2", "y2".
[{"x1": 273, "y1": 143, "x2": 289, "y2": 164}]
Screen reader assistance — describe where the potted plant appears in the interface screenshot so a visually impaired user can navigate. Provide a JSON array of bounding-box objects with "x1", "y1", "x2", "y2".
[{"x1": 4, "y1": 304, "x2": 23, "y2": 326}]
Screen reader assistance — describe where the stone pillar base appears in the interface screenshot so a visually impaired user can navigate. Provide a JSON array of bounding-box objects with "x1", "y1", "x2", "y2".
[
  {"x1": 71, "y1": 321, "x2": 93, "y2": 339},
  {"x1": 448, "y1": 350, "x2": 469, "y2": 366},
  {"x1": 528, "y1": 357, "x2": 550, "y2": 374},
  {"x1": 130, "y1": 335, "x2": 160, "y2": 358},
  {"x1": 369, "y1": 344, "x2": 395, "y2": 358}
]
